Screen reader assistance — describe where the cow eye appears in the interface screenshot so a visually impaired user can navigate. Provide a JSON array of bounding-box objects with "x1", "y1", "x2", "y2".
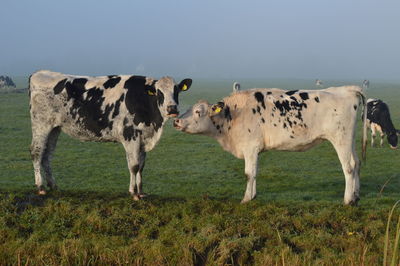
[{"x1": 195, "y1": 110, "x2": 201, "y2": 116}]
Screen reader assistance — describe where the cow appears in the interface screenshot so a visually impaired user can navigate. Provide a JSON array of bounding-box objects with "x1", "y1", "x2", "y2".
[
  {"x1": 315, "y1": 79, "x2": 323, "y2": 87},
  {"x1": 362, "y1": 80, "x2": 370, "y2": 89},
  {"x1": 233, "y1": 82, "x2": 241, "y2": 92},
  {"x1": 29, "y1": 70, "x2": 192, "y2": 199},
  {"x1": 365, "y1": 98, "x2": 399, "y2": 149},
  {"x1": 174, "y1": 84, "x2": 367, "y2": 205}
]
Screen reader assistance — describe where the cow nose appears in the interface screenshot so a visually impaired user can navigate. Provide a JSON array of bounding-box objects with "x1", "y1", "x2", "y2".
[
  {"x1": 173, "y1": 119, "x2": 180, "y2": 127},
  {"x1": 167, "y1": 105, "x2": 179, "y2": 117}
]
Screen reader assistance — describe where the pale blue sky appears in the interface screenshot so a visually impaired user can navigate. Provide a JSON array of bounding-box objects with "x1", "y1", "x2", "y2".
[{"x1": 1, "y1": 0, "x2": 399, "y2": 80}]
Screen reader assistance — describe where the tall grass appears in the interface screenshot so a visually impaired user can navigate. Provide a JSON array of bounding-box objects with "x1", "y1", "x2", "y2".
[{"x1": 384, "y1": 200, "x2": 400, "y2": 266}]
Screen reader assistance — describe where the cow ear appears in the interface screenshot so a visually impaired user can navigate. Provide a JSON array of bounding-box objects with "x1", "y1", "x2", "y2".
[
  {"x1": 178, "y1": 79, "x2": 192, "y2": 91},
  {"x1": 209, "y1": 101, "x2": 225, "y2": 116}
]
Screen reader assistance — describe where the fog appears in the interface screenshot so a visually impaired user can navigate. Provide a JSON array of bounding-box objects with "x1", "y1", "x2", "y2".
[{"x1": 1, "y1": 0, "x2": 400, "y2": 80}]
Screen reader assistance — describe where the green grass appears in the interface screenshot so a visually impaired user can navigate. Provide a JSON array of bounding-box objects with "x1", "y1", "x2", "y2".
[{"x1": 0, "y1": 79, "x2": 399, "y2": 265}]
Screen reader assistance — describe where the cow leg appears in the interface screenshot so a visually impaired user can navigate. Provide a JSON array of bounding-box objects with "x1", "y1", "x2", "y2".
[
  {"x1": 331, "y1": 141, "x2": 360, "y2": 205},
  {"x1": 123, "y1": 141, "x2": 142, "y2": 200},
  {"x1": 380, "y1": 132, "x2": 385, "y2": 147},
  {"x1": 41, "y1": 127, "x2": 61, "y2": 190},
  {"x1": 241, "y1": 151, "x2": 258, "y2": 203},
  {"x1": 135, "y1": 151, "x2": 146, "y2": 198},
  {"x1": 371, "y1": 127, "x2": 376, "y2": 147},
  {"x1": 31, "y1": 127, "x2": 54, "y2": 195}
]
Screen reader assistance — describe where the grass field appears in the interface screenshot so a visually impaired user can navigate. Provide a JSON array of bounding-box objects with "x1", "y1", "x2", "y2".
[{"x1": 0, "y1": 78, "x2": 399, "y2": 265}]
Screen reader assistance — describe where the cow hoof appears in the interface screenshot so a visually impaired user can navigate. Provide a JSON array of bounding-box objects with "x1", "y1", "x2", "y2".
[
  {"x1": 132, "y1": 194, "x2": 141, "y2": 201},
  {"x1": 345, "y1": 197, "x2": 360, "y2": 206},
  {"x1": 139, "y1": 193, "x2": 147, "y2": 199},
  {"x1": 48, "y1": 184, "x2": 58, "y2": 190}
]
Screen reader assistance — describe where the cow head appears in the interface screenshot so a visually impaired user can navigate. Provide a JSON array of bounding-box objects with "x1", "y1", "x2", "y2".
[
  {"x1": 173, "y1": 100, "x2": 225, "y2": 135},
  {"x1": 152, "y1": 77, "x2": 192, "y2": 118}
]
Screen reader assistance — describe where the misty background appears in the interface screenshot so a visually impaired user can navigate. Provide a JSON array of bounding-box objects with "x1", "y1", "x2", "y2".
[{"x1": 1, "y1": 0, "x2": 399, "y2": 81}]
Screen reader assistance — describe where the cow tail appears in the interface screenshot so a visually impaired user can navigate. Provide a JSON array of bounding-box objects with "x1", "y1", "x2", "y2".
[
  {"x1": 357, "y1": 91, "x2": 367, "y2": 163},
  {"x1": 28, "y1": 74, "x2": 33, "y2": 99}
]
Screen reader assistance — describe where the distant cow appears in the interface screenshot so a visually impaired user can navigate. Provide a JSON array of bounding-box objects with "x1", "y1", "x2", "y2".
[
  {"x1": 362, "y1": 80, "x2": 370, "y2": 89},
  {"x1": 29, "y1": 70, "x2": 192, "y2": 199},
  {"x1": 233, "y1": 82, "x2": 241, "y2": 92},
  {"x1": 174, "y1": 84, "x2": 366, "y2": 205},
  {"x1": 365, "y1": 98, "x2": 398, "y2": 149},
  {"x1": 315, "y1": 79, "x2": 323, "y2": 87}
]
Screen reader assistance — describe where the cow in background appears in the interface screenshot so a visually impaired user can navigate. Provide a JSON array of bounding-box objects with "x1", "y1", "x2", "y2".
[
  {"x1": 233, "y1": 82, "x2": 241, "y2": 92},
  {"x1": 365, "y1": 98, "x2": 399, "y2": 149},
  {"x1": 174, "y1": 84, "x2": 367, "y2": 205},
  {"x1": 29, "y1": 70, "x2": 192, "y2": 199}
]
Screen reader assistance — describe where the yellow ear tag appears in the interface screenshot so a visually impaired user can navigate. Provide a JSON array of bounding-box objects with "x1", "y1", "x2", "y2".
[
  {"x1": 147, "y1": 90, "x2": 156, "y2": 96},
  {"x1": 182, "y1": 84, "x2": 188, "y2": 91},
  {"x1": 214, "y1": 106, "x2": 222, "y2": 113}
]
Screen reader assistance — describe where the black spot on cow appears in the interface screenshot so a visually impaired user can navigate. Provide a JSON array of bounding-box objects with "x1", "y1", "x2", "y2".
[
  {"x1": 286, "y1": 119, "x2": 293, "y2": 127},
  {"x1": 216, "y1": 125, "x2": 220, "y2": 130},
  {"x1": 353, "y1": 105, "x2": 357, "y2": 111},
  {"x1": 103, "y1": 76, "x2": 121, "y2": 89},
  {"x1": 286, "y1": 90, "x2": 298, "y2": 96},
  {"x1": 273, "y1": 124, "x2": 277, "y2": 127},
  {"x1": 173, "y1": 86, "x2": 180, "y2": 105},
  {"x1": 64, "y1": 78, "x2": 117, "y2": 137},
  {"x1": 290, "y1": 135, "x2": 294, "y2": 139},
  {"x1": 283, "y1": 123, "x2": 287, "y2": 128},
  {"x1": 124, "y1": 76, "x2": 164, "y2": 131},
  {"x1": 234, "y1": 104, "x2": 237, "y2": 109},
  {"x1": 314, "y1": 97, "x2": 320, "y2": 103},
  {"x1": 157, "y1": 89, "x2": 165, "y2": 106},
  {"x1": 252, "y1": 108, "x2": 256, "y2": 114},
  {"x1": 256, "y1": 106, "x2": 261, "y2": 115},
  {"x1": 248, "y1": 129, "x2": 251, "y2": 133},
  {"x1": 123, "y1": 125, "x2": 142, "y2": 141},
  {"x1": 224, "y1": 106, "x2": 232, "y2": 122},
  {"x1": 266, "y1": 91, "x2": 272, "y2": 95},
  {"x1": 261, "y1": 118, "x2": 265, "y2": 123},
  {"x1": 254, "y1": 92, "x2": 266, "y2": 109},
  {"x1": 274, "y1": 100, "x2": 291, "y2": 116},
  {"x1": 299, "y1": 92, "x2": 309, "y2": 100},
  {"x1": 53, "y1": 78, "x2": 67, "y2": 94},
  {"x1": 112, "y1": 94, "x2": 125, "y2": 119}
]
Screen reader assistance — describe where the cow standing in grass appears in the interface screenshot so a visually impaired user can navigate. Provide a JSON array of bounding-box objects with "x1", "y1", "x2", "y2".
[
  {"x1": 365, "y1": 98, "x2": 399, "y2": 149},
  {"x1": 174, "y1": 85, "x2": 367, "y2": 205},
  {"x1": 29, "y1": 70, "x2": 192, "y2": 199}
]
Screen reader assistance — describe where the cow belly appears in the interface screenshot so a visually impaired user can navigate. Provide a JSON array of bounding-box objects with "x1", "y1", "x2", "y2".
[
  {"x1": 60, "y1": 122, "x2": 116, "y2": 142},
  {"x1": 265, "y1": 136, "x2": 325, "y2": 152}
]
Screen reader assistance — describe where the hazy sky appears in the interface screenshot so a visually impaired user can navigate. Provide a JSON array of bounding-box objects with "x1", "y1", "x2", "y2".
[{"x1": 1, "y1": 0, "x2": 399, "y2": 80}]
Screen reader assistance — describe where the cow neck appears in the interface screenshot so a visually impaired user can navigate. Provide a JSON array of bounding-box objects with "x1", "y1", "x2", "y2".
[{"x1": 209, "y1": 105, "x2": 234, "y2": 149}]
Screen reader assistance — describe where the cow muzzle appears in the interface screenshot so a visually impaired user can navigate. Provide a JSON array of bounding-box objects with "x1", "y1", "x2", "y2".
[
  {"x1": 167, "y1": 105, "x2": 179, "y2": 117},
  {"x1": 173, "y1": 118, "x2": 183, "y2": 130}
]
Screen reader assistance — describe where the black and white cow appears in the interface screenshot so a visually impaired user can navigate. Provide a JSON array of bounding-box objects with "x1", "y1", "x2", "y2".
[
  {"x1": 365, "y1": 98, "x2": 399, "y2": 149},
  {"x1": 29, "y1": 70, "x2": 192, "y2": 199},
  {"x1": 174, "y1": 85, "x2": 367, "y2": 205}
]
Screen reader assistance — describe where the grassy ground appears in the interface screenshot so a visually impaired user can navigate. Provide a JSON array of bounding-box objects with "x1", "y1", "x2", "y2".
[{"x1": 0, "y1": 78, "x2": 399, "y2": 265}]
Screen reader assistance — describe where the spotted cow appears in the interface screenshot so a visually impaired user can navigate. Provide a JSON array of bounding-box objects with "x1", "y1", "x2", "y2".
[
  {"x1": 365, "y1": 98, "x2": 399, "y2": 149},
  {"x1": 29, "y1": 70, "x2": 192, "y2": 199},
  {"x1": 174, "y1": 85, "x2": 367, "y2": 205}
]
